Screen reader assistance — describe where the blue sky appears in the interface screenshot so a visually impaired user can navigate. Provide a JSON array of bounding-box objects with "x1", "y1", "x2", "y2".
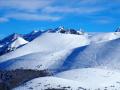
[{"x1": 0, "y1": 0, "x2": 120, "y2": 37}]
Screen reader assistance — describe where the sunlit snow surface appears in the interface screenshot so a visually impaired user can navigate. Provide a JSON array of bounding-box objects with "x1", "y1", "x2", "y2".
[{"x1": 14, "y1": 68, "x2": 120, "y2": 90}]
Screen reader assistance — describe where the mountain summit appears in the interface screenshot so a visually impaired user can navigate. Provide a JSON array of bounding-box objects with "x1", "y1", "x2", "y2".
[
  {"x1": 115, "y1": 27, "x2": 120, "y2": 32},
  {"x1": 48, "y1": 26, "x2": 85, "y2": 35},
  {"x1": 0, "y1": 36, "x2": 28, "y2": 56},
  {"x1": 0, "y1": 33, "x2": 22, "y2": 45}
]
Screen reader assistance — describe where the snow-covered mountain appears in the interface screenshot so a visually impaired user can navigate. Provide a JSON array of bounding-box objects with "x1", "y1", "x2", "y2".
[
  {"x1": 0, "y1": 27, "x2": 120, "y2": 90},
  {"x1": 0, "y1": 33, "x2": 22, "y2": 45},
  {"x1": 8, "y1": 37, "x2": 28, "y2": 50},
  {"x1": 0, "y1": 27, "x2": 85, "y2": 56},
  {"x1": 0, "y1": 30, "x2": 45, "y2": 56},
  {"x1": 0, "y1": 32, "x2": 89, "y2": 67},
  {"x1": 0, "y1": 35, "x2": 28, "y2": 56}
]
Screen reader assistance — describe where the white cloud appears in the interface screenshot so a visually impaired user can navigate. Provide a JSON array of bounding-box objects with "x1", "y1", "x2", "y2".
[
  {"x1": 0, "y1": 17, "x2": 9, "y2": 23},
  {"x1": 0, "y1": 0, "x2": 119, "y2": 22},
  {"x1": 0, "y1": 0, "x2": 62, "y2": 22},
  {"x1": 42, "y1": 6, "x2": 106, "y2": 14},
  {"x1": 0, "y1": 0, "x2": 54, "y2": 12},
  {"x1": 78, "y1": 0, "x2": 101, "y2": 5},
  {"x1": 5, "y1": 13, "x2": 62, "y2": 21}
]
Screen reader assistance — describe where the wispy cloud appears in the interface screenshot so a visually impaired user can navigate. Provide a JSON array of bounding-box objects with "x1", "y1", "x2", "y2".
[
  {"x1": 0, "y1": 17, "x2": 9, "y2": 23},
  {"x1": 86, "y1": 15, "x2": 114, "y2": 24},
  {"x1": 42, "y1": 6, "x2": 105, "y2": 14},
  {"x1": 0, "y1": 0, "x2": 61, "y2": 22},
  {"x1": 0, "y1": 0, "x2": 54, "y2": 12},
  {"x1": 93, "y1": 19, "x2": 112, "y2": 24},
  {"x1": 5, "y1": 12, "x2": 62, "y2": 21},
  {"x1": 0, "y1": 0, "x2": 119, "y2": 23}
]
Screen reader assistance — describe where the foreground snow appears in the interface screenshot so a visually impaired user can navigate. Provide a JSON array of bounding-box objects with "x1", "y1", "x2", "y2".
[
  {"x1": 14, "y1": 68, "x2": 120, "y2": 90},
  {"x1": 13, "y1": 77, "x2": 85, "y2": 90},
  {"x1": 56, "y1": 68, "x2": 120, "y2": 89}
]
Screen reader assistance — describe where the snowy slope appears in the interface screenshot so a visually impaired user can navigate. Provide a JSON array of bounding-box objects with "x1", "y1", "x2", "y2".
[
  {"x1": 90, "y1": 32, "x2": 120, "y2": 43},
  {"x1": 0, "y1": 49, "x2": 72, "y2": 70},
  {"x1": 13, "y1": 68, "x2": 120, "y2": 90},
  {"x1": 13, "y1": 77, "x2": 85, "y2": 90},
  {"x1": 56, "y1": 68, "x2": 120, "y2": 89},
  {"x1": 0, "y1": 32, "x2": 89, "y2": 63},
  {"x1": 60, "y1": 36, "x2": 120, "y2": 71}
]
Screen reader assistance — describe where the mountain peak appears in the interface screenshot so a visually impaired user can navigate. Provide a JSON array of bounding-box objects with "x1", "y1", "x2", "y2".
[
  {"x1": 0, "y1": 36, "x2": 28, "y2": 56},
  {"x1": 58, "y1": 26, "x2": 64, "y2": 30},
  {"x1": 9, "y1": 37, "x2": 28, "y2": 50},
  {"x1": 11, "y1": 33, "x2": 22, "y2": 40},
  {"x1": 48, "y1": 27, "x2": 85, "y2": 35},
  {"x1": 30, "y1": 30, "x2": 40, "y2": 35},
  {"x1": 0, "y1": 33, "x2": 22, "y2": 45},
  {"x1": 115, "y1": 27, "x2": 120, "y2": 32}
]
